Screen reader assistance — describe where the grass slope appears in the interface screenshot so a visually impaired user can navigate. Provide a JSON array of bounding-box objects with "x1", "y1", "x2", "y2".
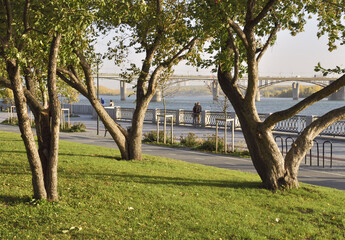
[{"x1": 0, "y1": 131, "x2": 344, "y2": 239}]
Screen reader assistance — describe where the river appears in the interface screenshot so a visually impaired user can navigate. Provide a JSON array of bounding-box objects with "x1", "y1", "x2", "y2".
[{"x1": 74, "y1": 95, "x2": 345, "y2": 117}]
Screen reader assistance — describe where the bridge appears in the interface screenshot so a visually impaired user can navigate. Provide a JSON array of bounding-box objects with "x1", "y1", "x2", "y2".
[{"x1": 95, "y1": 73, "x2": 342, "y2": 101}]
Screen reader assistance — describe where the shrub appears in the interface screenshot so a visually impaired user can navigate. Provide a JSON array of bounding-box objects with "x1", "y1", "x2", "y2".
[
  {"x1": 197, "y1": 134, "x2": 224, "y2": 152},
  {"x1": 180, "y1": 132, "x2": 201, "y2": 148},
  {"x1": 143, "y1": 130, "x2": 172, "y2": 143},
  {"x1": 1, "y1": 118, "x2": 19, "y2": 125},
  {"x1": 61, "y1": 122, "x2": 86, "y2": 132},
  {"x1": 1, "y1": 117, "x2": 35, "y2": 127},
  {"x1": 70, "y1": 122, "x2": 86, "y2": 132}
]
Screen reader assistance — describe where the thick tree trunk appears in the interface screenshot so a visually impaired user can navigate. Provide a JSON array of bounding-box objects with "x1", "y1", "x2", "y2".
[
  {"x1": 128, "y1": 104, "x2": 148, "y2": 160},
  {"x1": 218, "y1": 68, "x2": 289, "y2": 190},
  {"x1": 234, "y1": 106, "x2": 286, "y2": 189}
]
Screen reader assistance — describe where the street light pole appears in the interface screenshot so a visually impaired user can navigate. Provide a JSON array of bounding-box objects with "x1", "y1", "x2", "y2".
[{"x1": 96, "y1": 54, "x2": 101, "y2": 135}]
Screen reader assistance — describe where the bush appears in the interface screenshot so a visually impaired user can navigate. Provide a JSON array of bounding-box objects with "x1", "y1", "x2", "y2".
[
  {"x1": 143, "y1": 130, "x2": 172, "y2": 143},
  {"x1": 61, "y1": 122, "x2": 86, "y2": 132},
  {"x1": 1, "y1": 118, "x2": 19, "y2": 125},
  {"x1": 197, "y1": 134, "x2": 224, "y2": 152},
  {"x1": 180, "y1": 132, "x2": 201, "y2": 148},
  {"x1": 1, "y1": 117, "x2": 35, "y2": 127}
]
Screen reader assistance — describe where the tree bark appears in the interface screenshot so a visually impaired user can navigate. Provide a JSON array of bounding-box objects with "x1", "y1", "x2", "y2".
[
  {"x1": 44, "y1": 33, "x2": 62, "y2": 201},
  {"x1": 218, "y1": 67, "x2": 286, "y2": 190},
  {"x1": 6, "y1": 59, "x2": 47, "y2": 199}
]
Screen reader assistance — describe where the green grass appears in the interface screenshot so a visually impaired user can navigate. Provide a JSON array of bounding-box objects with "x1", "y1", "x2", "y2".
[{"x1": 0, "y1": 131, "x2": 344, "y2": 240}]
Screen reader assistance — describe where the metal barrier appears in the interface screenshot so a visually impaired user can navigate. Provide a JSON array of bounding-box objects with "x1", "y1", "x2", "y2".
[
  {"x1": 285, "y1": 137, "x2": 295, "y2": 155},
  {"x1": 275, "y1": 135, "x2": 332, "y2": 168},
  {"x1": 274, "y1": 136, "x2": 284, "y2": 155},
  {"x1": 70, "y1": 104, "x2": 345, "y2": 137},
  {"x1": 307, "y1": 140, "x2": 319, "y2": 166},
  {"x1": 322, "y1": 141, "x2": 333, "y2": 168}
]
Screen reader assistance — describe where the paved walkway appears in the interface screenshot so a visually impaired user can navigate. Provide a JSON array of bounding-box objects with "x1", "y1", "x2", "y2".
[{"x1": 0, "y1": 112, "x2": 344, "y2": 190}]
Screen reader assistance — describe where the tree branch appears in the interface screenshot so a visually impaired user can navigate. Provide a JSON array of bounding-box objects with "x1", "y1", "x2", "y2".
[
  {"x1": 23, "y1": 0, "x2": 30, "y2": 31},
  {"x1": 72, "y1": 49, "x2": 97, "y2": 99},
  {"x1": 0, "y1": 76, "x2": 12, "y2": 88},
  {"x1": 0, "y1": 75, "x2": 44, "y2": 112},
  {"x1": 226, "y1": 17, "x2": 249, "y2": 49},
  {"x1": 4, "y1": 0, "x2": 13, "y2": 43},
  {"x1": 285, "y1": 105, "x2": 345, "y2": 172},
  {"x1": 57, "y1": 67, "x2": 88, "y2": 97},
  {"x1": 250, "y1": 0, "x2": 277, "y2": 28},
  {"x1": 264, "y1": 74, "x2": 345, "y2": 128},
  {"x1": 147, "y1": 37, "x2": 199, "y2": 95},
  {"x1": 226, "y1": 28, "x2": 240, "y2": 84},
  {"x1": 256, "y1": 22, "x2": 279, "y2": 62}
]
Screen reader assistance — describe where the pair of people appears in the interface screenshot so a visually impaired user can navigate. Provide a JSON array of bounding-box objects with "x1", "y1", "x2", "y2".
[
  {"x1": 192, "y1": 102, "x2": 202, "y2": 127},
  {"x1": 99, "y1": 98, "x2": 115, "y2": 107}
]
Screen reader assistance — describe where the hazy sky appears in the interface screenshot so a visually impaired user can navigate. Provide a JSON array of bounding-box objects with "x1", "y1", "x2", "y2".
[{"x1": 97, "y1": 17, "x2": 345, "y2": 79}]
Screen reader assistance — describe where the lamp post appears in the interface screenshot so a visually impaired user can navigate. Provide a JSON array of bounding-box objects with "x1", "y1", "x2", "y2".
[{"x1": 96, "y1": 53, "x2": 101, "y2": 135}]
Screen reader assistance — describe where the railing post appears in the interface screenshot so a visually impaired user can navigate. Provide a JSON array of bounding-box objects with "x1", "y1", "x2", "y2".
[
  {"x1": 114, "y1": 106, "x2": 121, "y2": 120},
  {"x1": 230, "y1": 112, "x2": 239, "y2": 129},
  {"x1": 153, "y1": 108, "x2": 160, "y2": 124},
  {"x1": 175, "y1": 109, "x2": 181, "y2": 126},
  {"x1": 306, "y1": 115, "x2": 315, "y2": 126},
  {"x1": 201, "y1": 110, "x2": 209, "y2": 128}
]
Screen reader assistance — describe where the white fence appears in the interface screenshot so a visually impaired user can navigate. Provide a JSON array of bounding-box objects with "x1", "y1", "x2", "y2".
[{"x1": 64, "y1": 104, "x2": 345, "y2": 137}]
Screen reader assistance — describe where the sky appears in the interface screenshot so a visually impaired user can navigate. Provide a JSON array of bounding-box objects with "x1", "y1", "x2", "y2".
[{"x1": 95, "y1": 17, "x2": 345, "y2": 89}]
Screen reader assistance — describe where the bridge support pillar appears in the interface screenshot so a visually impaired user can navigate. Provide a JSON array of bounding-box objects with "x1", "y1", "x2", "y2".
[
  {"x1": 292, "y1": 82, "x2": 300, "y2": 100},
  {"x1": 255, "y1": 80, "x2": 262, "y2": 102},
  {"x1": 120, "y1": 80, "x2": 127, "y2": 101},
  {"x1": 152, "y1": 90, "x2": 162, "y2": 102},
  {"x1": 329, "y1": 85, "x2": 345, "y2": 101},
  {"x1": 212, "y1": 80, "x2": 219, "y2": 101}
]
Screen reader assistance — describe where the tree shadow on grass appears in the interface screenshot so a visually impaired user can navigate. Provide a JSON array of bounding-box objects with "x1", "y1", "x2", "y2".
[
  {"x1": 0, "y1": 150, "x2": 26, "y2": 155},
  {"x1": 69, "y1": 172, "x2": 263, "y2": 189},
  {"x1": 59, "y1": 152, "x2": 121, "y2": 160},
  {"x1": 0, "y1": 195, "x2": 31, "y2": 205}
]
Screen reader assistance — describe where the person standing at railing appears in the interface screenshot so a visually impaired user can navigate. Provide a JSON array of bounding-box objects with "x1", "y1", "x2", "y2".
[
  {"x1": 109, "y1": 100, "x2": 114, "y2": 107},
  {"x1": 195, "y1": 102, "x2": 202, "y2": 127}
]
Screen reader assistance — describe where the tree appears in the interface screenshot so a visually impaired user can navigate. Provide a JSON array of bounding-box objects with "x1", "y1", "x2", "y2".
[
  {"x1": 59, "y1": 81, "x2": 80, "y2": 116},
  {"x1": 194, "y1": 0, "x2": 345, "y2": 189},
  {"x1": 0, "y1": 88, "x2": 14, "y2": 106},
  {"x1": 0, "y1": 0, "x2": 94, "y2": 200},
  {"x1": 57, "y1": 0, "x2": 205, "y2": 160}
]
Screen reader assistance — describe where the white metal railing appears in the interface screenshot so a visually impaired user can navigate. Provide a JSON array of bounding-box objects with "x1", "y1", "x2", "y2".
[
  {"x1": 65, "y1": 104, "x2": 345, "y2": 137},
  {"x1": 320, "y1": 119, "x2": 345, "y2": 136},
  {"x1": 274, "y1": 115, "x2": 307, "y2": 133}
]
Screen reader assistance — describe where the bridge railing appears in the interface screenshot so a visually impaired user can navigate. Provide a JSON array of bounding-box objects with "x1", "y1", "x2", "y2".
[{"x1": 66, "y1": 104, "x2": 345, "y2": 137}]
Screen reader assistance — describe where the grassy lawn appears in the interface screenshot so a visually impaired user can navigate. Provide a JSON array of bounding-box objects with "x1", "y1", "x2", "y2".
[{"x1": 0, "y1": 131, "x2": 344, "y2": 239}]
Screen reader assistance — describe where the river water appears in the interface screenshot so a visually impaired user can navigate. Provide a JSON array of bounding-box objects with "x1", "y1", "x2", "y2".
[{"x1": 75, "y1": 95, "x2": 345, "y2": 117}]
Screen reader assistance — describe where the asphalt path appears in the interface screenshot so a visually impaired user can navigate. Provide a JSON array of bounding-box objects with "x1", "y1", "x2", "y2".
[{"x1": 0, "y1": 112, "x2": 344, "y2": 191}]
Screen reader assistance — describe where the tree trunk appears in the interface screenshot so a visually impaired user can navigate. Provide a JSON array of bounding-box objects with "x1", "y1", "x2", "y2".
[
  {"x1": 7, "y1": 59, "x2": 47, "y2": 199},
  {"x1": 89, "y1": 97, "x2": 129, "y2": 159},
  {"x1": 45, "y1": 33, "x2": 62, "y2": 201},
  {"x1": 34, "y1": 110, "x2": 51, "y2": 186},
  {"x1": 128, "y1": 104, "x2": 148, "y2": 160},
  {"x1": 218, "y1": 68, "x2": 289, "y2": 190},
  {"x1": 234, "y1": 105, "x2": 286, "y2": 189}
]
